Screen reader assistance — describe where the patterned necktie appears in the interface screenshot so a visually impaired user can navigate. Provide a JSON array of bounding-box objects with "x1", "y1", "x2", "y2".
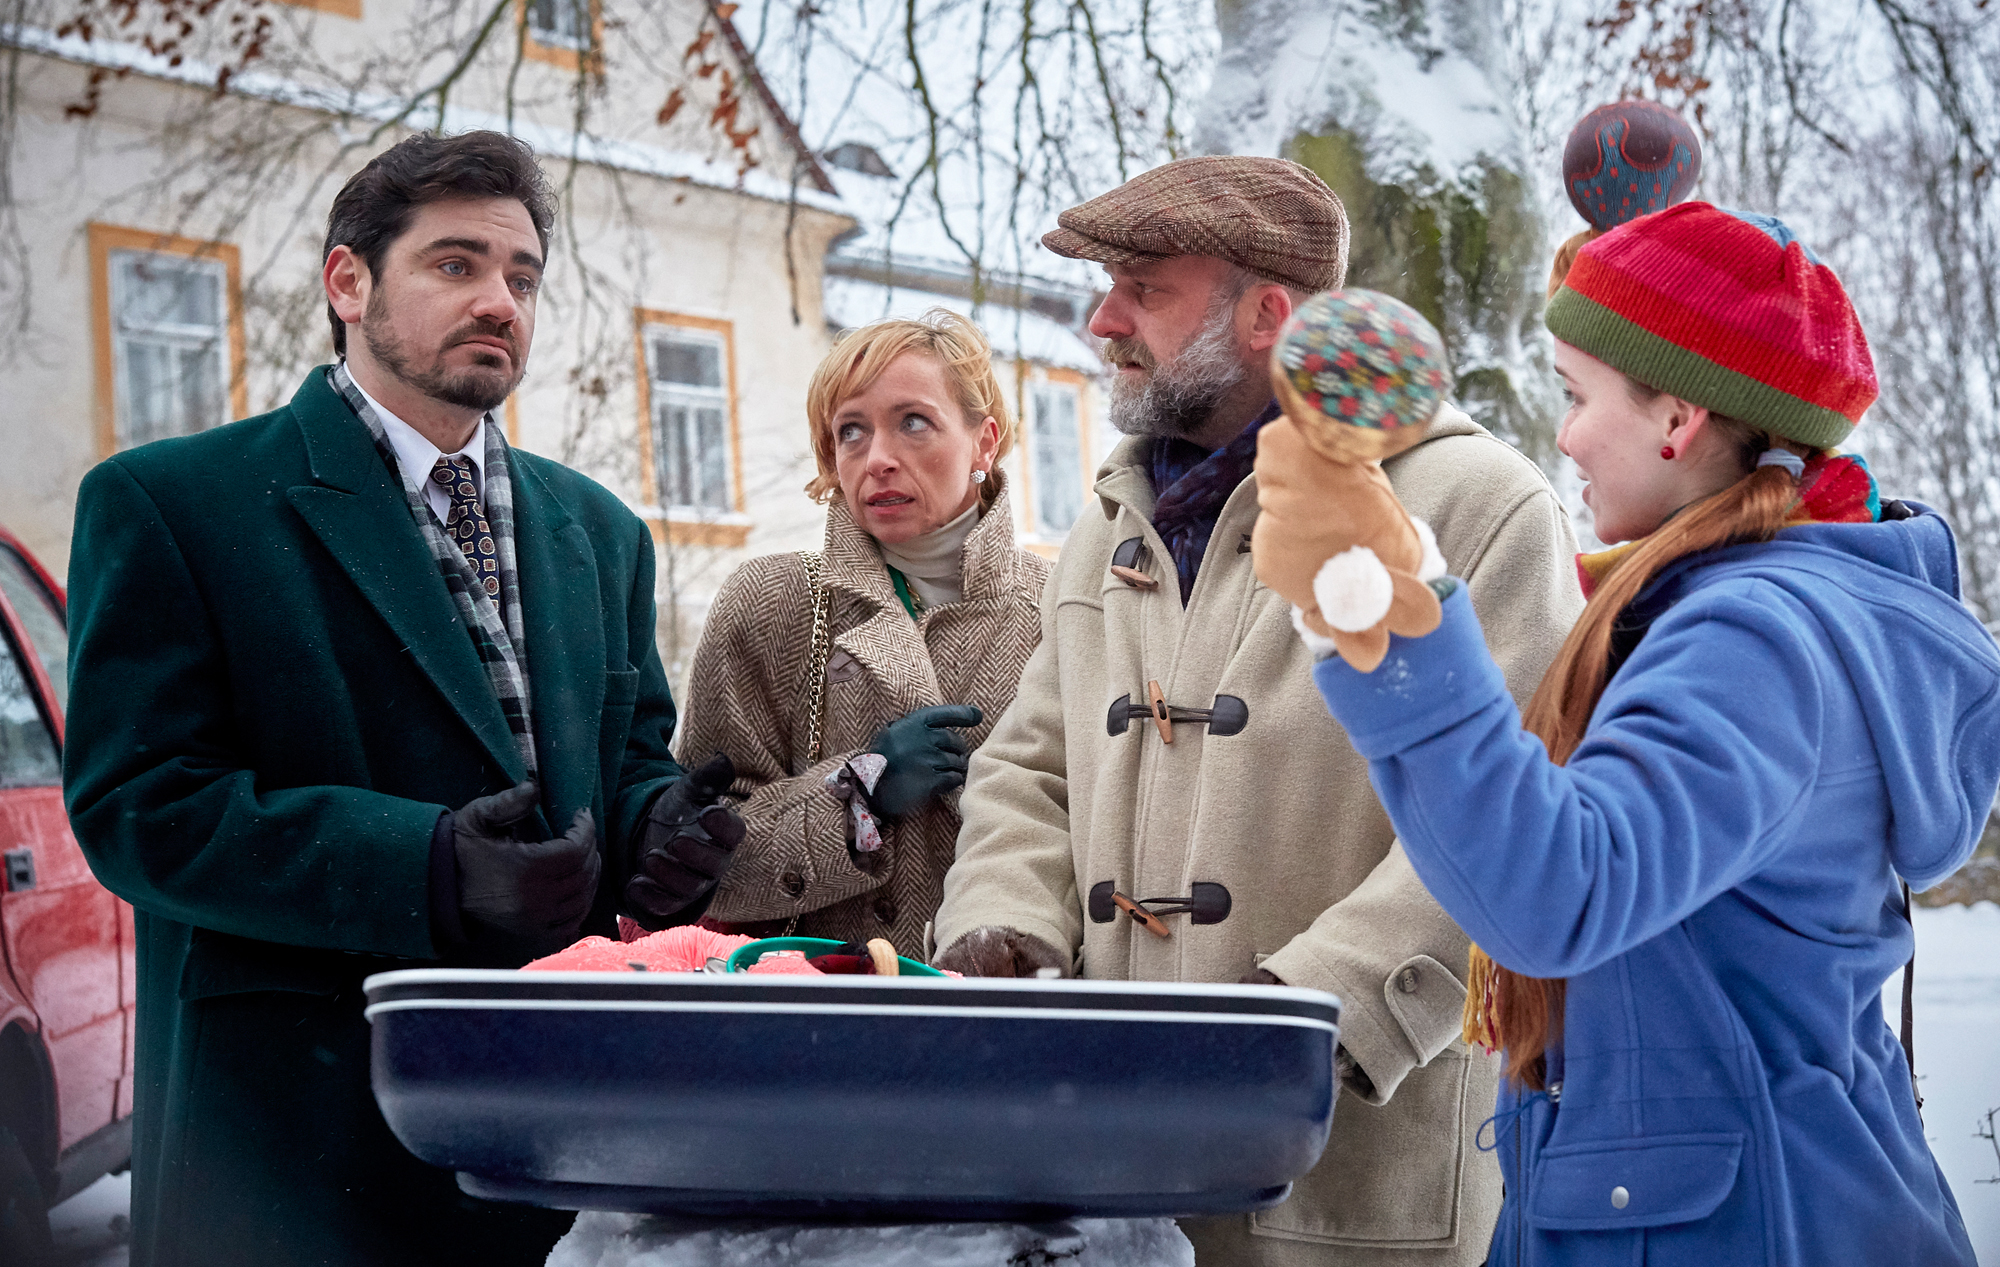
[{"x1": 430, "y1": 456, "x2": 501, "y2": 604}]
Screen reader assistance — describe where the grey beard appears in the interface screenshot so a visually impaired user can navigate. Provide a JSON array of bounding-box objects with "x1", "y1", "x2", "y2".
[{"x1": 1107, "y1": 307, "x2": 1249, "y2": 440}]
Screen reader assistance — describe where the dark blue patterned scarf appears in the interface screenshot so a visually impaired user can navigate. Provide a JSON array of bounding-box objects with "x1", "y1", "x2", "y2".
[{"x1": 1149, "y1": 400, "x2": 1281, "y2": 604}]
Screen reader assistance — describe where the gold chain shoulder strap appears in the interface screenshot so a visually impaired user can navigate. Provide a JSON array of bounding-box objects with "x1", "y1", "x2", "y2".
[{"x1": 800, "y1": 550, "x2": 833, "y2": 767}]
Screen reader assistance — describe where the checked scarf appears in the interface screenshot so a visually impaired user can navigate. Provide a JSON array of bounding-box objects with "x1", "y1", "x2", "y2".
[
  {"x1": 1149, "y1": 400, "x2": 1282, "y2": 604},
  {"x1": 329, "y1": 363, "x2": 537, "y2": 775}
]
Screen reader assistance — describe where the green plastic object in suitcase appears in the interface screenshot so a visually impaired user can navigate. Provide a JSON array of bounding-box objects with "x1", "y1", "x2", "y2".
[{"x1": 725, "y1": 935, "x2": 947, "y2": 976}]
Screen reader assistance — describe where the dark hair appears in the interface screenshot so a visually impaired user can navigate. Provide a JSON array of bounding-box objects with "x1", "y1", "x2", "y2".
[{"x1": 322, "y1": 131, "x2": 557, "y2": 355}]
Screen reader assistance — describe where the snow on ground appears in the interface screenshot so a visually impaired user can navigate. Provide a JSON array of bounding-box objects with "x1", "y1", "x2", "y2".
[
  {"x1": 43, "y1": 904, "x2": 2000, "y2": 1264},
  {"x1": 546, "y1": 1214, "x2": 1192, "y2": 1266},
  {"x1": 1884, "y1": 900, "x2": 2000, "y2": 1261},
  {"x1": 48, "y1": 1168, "x2": 129, "y2": 1266}
]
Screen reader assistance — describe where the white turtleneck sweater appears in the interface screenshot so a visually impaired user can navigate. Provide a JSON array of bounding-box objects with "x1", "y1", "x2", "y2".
[{"x1": 877, "y1": 502, "x2": 981, "y2": 612}]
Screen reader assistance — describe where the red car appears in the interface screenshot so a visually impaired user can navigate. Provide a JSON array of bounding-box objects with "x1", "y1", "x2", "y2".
[{"x1": 0, "y1": 526, "x2": 136, "y2": 1259}]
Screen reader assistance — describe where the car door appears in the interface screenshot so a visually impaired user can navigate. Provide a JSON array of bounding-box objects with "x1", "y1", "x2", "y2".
[
  {"x1": 0, "y1": 536, "x2": 142, "y2": 1121},
  {"x1": 0, "y1": 543, "x2": 125, "y2": 1154}
]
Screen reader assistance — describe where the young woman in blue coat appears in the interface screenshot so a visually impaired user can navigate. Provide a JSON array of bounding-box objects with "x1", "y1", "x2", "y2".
[{"x1": 1303, "y1": 203, "x2": 1997, "y2": 1265}]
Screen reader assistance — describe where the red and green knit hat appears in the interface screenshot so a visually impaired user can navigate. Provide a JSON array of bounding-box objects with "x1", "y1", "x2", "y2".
[{"x1": 1545, "y1": 201, "x2": 1876, "y2": 449}]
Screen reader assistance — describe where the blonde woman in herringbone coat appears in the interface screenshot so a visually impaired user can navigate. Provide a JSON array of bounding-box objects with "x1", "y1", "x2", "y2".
[{"x1": 671, "y1": 312, "x2": 1050, "y2": 957}]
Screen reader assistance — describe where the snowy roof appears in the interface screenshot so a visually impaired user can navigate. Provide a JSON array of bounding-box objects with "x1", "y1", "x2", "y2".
[
  {"x1": 6, "y1": 21, "x2": 849, "y2": 217},
  {"x1": 822, "y1": 167, "x2": 980, "y2": 280},
  {"x1": 822, "y1": 277, "x2": 1104, "y2": 376},
  {"x1": 813, "y1": 138, "x2": 1109, "y2": 301}
]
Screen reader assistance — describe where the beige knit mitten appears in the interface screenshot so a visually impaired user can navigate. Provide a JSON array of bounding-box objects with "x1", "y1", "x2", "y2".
[{"x1": 1252, "y1": 417, "x2": 1441, "y2": 672}]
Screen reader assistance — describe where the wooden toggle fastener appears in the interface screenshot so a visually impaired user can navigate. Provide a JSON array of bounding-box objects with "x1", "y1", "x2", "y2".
[
  {"x1": 1111, "y1": 891, "x2": 1174, "y2": 938},
  {"x1": 1147, "y1": 679, "x2": 1172, "y2": 743},
  {"x1": 1110, "y1": 537, "x2": 1160, "y2": 591}
]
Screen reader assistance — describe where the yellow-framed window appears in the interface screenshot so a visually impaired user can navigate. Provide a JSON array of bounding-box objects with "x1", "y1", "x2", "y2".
[
  {"x1": 1026, "y1": 368, "x2": 1090, "y2": 537},
  {"x1": 275, "y1": 0, "x2": 362, "y2": 18},
  {"x1": 88, "y1": 224, "x2": 247, "y2": 459},
  {"x1": 519, "y1": 0, "x2": 602, "y2": 70},
  {"x1": 634, "y1": 310, "x2": 744, "y2": 522}
]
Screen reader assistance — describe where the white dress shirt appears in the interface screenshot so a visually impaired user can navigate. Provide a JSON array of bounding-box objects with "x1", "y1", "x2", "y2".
[{"x1": 349, "y1": 372, "x2": 488, "y2": 528}]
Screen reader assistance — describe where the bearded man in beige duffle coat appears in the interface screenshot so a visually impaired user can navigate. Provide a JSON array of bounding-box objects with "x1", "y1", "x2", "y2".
[{"x1": 933, "y1": 156, "x2": 1584, "y2": 1265}]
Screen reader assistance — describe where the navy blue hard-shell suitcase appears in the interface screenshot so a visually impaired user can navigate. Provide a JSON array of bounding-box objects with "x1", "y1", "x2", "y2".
[{"x1": 364, "y1": 969, "x2": 1341, "y2": 1221}]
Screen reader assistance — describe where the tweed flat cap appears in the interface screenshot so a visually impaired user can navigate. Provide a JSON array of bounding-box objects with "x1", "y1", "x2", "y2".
[{"x1": 1043, "y1": 156, "x2": 1349, "y2": 292}]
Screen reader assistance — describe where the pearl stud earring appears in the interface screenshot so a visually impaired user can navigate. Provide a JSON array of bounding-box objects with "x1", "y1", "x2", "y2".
[{"x1": 971, "y1": 469, "x2": 988, "y2": 484}]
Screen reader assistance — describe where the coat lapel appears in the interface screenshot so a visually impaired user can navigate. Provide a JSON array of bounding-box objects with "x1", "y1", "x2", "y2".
[
  {"x1": 282, "y1": 369, "x2": 526, "y2": 781},
  {"x1": 953, "y1": 484, "x2": 1026, "y2": 604},
  {"x1": 1093, "y1": 436, "x2": 1159, "y2": 522},
  {"x1": 508, "y1": 452, "x2": 603, "y2": 833}
]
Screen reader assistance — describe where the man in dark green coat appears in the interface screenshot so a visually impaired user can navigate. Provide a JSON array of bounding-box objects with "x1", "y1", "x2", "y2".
[{"x1": 63, "y1": 132, "x2": 747, "y2": 1265}]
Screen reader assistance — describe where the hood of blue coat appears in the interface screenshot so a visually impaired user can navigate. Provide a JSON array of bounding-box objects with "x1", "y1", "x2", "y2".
[{"x1": 1629, "y1": 505, "x2": 2000, "y2": 889}]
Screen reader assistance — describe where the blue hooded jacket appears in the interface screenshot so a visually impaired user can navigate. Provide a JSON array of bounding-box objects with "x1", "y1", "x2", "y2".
[{"x1": 1311, "y1": 509, "x2": 1999, "y2": 1266}]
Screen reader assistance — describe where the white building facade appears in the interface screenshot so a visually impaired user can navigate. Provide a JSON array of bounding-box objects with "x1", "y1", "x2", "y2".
[{"x1": 1, "y1": 0, "x2": 1108, "y2": 680}]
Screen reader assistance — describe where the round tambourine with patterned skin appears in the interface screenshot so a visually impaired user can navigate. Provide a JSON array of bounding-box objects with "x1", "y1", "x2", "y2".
[{"x1": 1269, "y1": 289, "x2": 1452, "y2": 464}]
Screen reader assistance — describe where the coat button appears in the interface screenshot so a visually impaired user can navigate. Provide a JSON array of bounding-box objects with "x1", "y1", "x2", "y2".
[
  {"x1": 1610, "y1": 1186, "x2": 1630, "y2": 1210},
  {"x1": 1396, "y1": 966, "x2": 1421, "y2": 994},
  {"x1": 873, "y1": 897, "x2": 899, "y2": 925},
  {"x1": 780, "y1": 871, "x2": 806, "y2": 898}
]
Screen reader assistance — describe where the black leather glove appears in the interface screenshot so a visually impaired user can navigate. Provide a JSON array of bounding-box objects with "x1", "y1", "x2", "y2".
[
  {"x1": 624, "y1": 752, "x2": 746, "y2": 928},
  {"x1": 935, "y1": 925, "x2": 1068, "y2": 977},
  {"x1": 451, "y1": 781, "x2": 600, "y2": 943},
  {"x1": 867, "y1": 704, "x2": 984, "y2": 818}
]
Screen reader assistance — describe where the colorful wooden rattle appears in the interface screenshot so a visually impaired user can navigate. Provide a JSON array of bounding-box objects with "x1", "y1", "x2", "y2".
[
  {"x1": 1252, "y1": 289, "x2": 1453, "y2": 673},
  {"x1": 1550, "y1": 100, "x2": 1703, "y2": 294},
  {"x1": 1563, "y1": 100, "x2": 1702, "y2": 231}
]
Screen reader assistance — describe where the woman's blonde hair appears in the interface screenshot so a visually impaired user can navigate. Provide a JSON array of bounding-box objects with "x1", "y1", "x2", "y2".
[{"x1": 804, "y1": 308, "x2": 1015, "y2": 511}]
